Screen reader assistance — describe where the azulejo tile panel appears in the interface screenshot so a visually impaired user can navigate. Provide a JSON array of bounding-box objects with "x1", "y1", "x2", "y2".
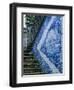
[
  {"x1": 22, "y1": 14, "x2": 63, "y2": 75},
  {"x1": 32, "y1": 16, "x2": 63, "y2": 74}
]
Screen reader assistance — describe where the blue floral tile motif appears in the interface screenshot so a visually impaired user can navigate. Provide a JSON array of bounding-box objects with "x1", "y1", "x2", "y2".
[{"x1": 32, "y1": 15, "x2": 63, "y2": 74}]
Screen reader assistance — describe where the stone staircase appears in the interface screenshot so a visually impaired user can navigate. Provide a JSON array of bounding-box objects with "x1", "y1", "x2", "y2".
[{"x1": 22, "y1": 49, "x2": 43, "y2": 75}]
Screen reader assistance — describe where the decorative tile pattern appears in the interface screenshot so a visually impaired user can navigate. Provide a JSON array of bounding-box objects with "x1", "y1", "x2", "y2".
[{"x1": 32, "y1": 16, "x2": 63, "y2": 74}]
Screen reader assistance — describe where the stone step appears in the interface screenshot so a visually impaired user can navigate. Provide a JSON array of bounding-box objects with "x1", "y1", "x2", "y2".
[
  {"x1": 24, "y1": 57, "x2": 37, "y2": 61},
  {"x1": 24, "y1": 58, "x2": 34, "y2": 62},
  {"x1": 24, "y1": 48, "x2": 32, "y2": 52},
  {"x1": 24, "y1": 68, "x2": 41, "y2": 70},
  {"x1": 24, "y1": 64, "x2": 40, "y2": 68},
  {"x1": 23, "y1": 72, "x2": 44, "y2": 75},
  {"x1": 23, "y1": 60, "x2": 40, "y2": 64},
  {"x1": 23, "y1": 62, "x2": 40, "y2": 66},
  {"x1": 24, "y1": 67, "x2": 42, "y2": 72},
  {"x1": 23, "y1": 52, "x2": 33, "y2": 56},
  {"x1": 24, "y1": 69, "x2": 42, "y2": 73},
  {"x1": 23, "y1": 55, "x2": 34, "y2": 59}
]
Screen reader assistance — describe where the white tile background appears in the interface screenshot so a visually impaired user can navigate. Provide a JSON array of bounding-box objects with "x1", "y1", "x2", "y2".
[{"x1": 0, "y1": 0, "x2": 73, "y2": 89}]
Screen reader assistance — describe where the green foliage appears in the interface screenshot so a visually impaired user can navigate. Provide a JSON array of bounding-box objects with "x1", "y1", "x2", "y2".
[{"x1": 25, "y1": 14, "x2": 45, "y2": 31}]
